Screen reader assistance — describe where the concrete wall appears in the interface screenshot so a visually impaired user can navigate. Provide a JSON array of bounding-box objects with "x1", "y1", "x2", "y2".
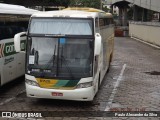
[{"x1": 129, "y1": 22, "x2": 160, "y2": 46}]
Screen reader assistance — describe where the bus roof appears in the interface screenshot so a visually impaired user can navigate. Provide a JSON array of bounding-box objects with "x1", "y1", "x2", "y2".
[
  {"x1": 32, "y1": 8, "x2": 113, "y2": 18},
  {"x1": 0, "y1": 3, "x2": 38, "y2": 15},
  {"x1": 64, "y1": 7, "x2": 104, "y2": 13}
]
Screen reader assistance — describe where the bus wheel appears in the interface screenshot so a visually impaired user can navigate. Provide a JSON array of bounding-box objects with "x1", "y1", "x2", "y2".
[
  {"x1": 107, "y1": 53, "x2": 113, "y2": 73},
  {"x1": 98, "y1": 73, "x2": 101, "y2": 89},
  {"x1": 109, "y1": 52, "x2": 113, "y2": 64},
  {"x1": 95, "y1": 73, "x2": 101, "y2": 97}
]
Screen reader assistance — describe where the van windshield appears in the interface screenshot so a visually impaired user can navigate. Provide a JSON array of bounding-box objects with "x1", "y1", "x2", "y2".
[{"x1": 29, "y1": 18, "x2": 93, "y2": 36}]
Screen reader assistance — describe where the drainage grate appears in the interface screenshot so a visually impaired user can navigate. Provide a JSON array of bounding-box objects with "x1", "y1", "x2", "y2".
[{"x1": 145, "y1": 71, "x2": 160, "y2": 75}]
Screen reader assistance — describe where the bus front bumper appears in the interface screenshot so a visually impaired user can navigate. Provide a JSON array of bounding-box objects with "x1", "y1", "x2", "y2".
[{"x1": 26, "y1": 84, "x2": 95, "y2": 101}]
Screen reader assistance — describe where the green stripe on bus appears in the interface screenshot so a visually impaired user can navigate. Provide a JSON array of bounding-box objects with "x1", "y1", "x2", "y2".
[
  {"x1": 53, "y1": 80, "x2": 80, "y2": 87},
  {"x1": 53, "y1": 80, "x2": 70, "y2": 87},
  {"x1": 65, "y1": 80, "x2": 80, "y2": 87}
]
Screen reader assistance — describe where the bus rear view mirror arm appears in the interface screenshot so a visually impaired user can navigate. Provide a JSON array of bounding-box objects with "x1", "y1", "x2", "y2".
[
  {"x1": 94, "y1": 33, "x2": 102, "y2": 56},
  {"x1": 14, "y1": 32, "x2": 26, "y2": 52}
]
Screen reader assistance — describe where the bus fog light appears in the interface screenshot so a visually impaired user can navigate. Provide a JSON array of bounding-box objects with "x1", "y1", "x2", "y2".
[
  {"x1": 25, "y1": 79, "x2": 39, "y2": 86},
  {"x1": 76, "y1": 82, "x2": 93, "y2": 89}
]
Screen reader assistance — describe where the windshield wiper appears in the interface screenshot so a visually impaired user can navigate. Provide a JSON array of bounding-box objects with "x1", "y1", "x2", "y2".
[
  {"x1": 60, "y1": 46, "x2": 75, "y2": 80},
  {"x1": 53, "y1": 45, "x2": 56, "y2": 66},
  {"x1": 38, "y1": 44, "x2": 57, "y2": 77},
  {"x1": 60, "y1": 55, "x2": 75, "y2": 80}
]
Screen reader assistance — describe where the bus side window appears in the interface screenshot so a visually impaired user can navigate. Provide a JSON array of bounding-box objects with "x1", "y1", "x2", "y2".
[
  {"x1": 1, "y1": 27, "x2": 6, "y2": 40},
  {"x1": 111, "y1": 18, "x2": 114, "y2": 24},
  {"x1": 95, "y1": 18, "x2": 98, "y2": 27},
  {"x1": 95, "y1": 18, "x2": 99, "y2": 33},
  {"x1": 99, "y1": 18, "x2": 111, "y2": 27},
  {"x1": 104, "y1": 18, "x2": 107, "y2": 26},
  {"x1": 6, "y1": 27, "x2": 12, "y2": 38},
  {"x1": 99, "y1": 18, "x2": 105, "y2": 27}
]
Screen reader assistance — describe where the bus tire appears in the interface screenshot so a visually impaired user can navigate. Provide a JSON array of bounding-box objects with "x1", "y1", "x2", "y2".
[
  {"x1": 107, "y1": 52, "x2": 113, "y2": 73},
  {"x1": 0, "y1": 75, "x2": 1, "y2": 87},
  {"x1": 98, "y1": 73, "x2": 101, "y2": 89},
  {"x1": 109, "y1": 52, "x2": 113, "y2": 64}
]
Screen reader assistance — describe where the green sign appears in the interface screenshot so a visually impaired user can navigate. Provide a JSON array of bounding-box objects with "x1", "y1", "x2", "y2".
[{"x1": 0, "y1": 40, "x2": 26, "y2": 58}]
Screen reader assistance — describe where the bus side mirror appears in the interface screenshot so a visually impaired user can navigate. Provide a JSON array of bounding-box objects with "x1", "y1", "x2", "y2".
[
  {"x1": 14, "y1": 32, "x2": 26, "y2": 52},
  {"x1": 94, "y1": 33, "x2": 102, "y2": 56}
]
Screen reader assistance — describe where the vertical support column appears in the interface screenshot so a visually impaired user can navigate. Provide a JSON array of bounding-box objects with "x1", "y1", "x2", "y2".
[
  {"x1": 118, "y1": 8, "x2": 123, "y2": 26},
  {"x1": 159, "y1": 13, "x2": 160, "y2": 22},
  {"x1": 42, "y1": 6, "x2": 45, "y2": 11},
  {"x1": 100, "y1": 0, "x2": 102, "y2": 10},
  {"x1": 110, "y1": 5, "x2": 113, "y2": 14},
  {"x1": 133, "y1": 5, "x2": 138, "y2": 21},
  {"x1": 142, "y1": 8, "x2": 147, "y2": 22},
  {"x1": 122, "y1": 7, "x2": 128, "y2": 26},
  {"x1": 143, "y1": 9, "x2": 148, "y2": 22}
]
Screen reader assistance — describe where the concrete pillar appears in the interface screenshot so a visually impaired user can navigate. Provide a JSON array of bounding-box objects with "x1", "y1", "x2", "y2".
[
  {"x1": 133, "y1": 5, "x2": 138, "y2": 21},
  {"x1": 122, "y1": 7, "x2": 128, "y2": 26},
  {"x1": 142, "y1": 8, "x2": 148, "y2": 22},
  {"x1": 110, "y1": 5, "x2": 113, "y2": 14},
  {"x1": 100, "y1": 0, "x2": 102, "y2": 10},
  {"x1": 118, "y1": 8, "x2": 123, "y2": 26}
]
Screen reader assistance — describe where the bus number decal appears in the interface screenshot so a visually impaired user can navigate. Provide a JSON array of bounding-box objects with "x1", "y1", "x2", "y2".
[
  {"x1": 0, "y1": 40, "x2": 26, "y2": 58},
  {"x1": 5, "y1": 43, "x2": 16, "y2": 55}
]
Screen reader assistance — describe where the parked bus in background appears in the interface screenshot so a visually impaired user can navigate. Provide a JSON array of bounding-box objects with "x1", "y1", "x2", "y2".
[
  {"x1": 14, "y1": 8, "x2": 114, "y2": 101},
  {"x1": 0, "y1": 3, "x2": 38, "y2": 86}
]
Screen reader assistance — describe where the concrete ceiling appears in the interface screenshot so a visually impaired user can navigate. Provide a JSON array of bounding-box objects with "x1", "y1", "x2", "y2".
[
  {"x1": 0, "y1": 0, "x2": 70, "y2": 7},
  {"x1": 112, "y1": 0, "x2": 160, "y2": 12}
]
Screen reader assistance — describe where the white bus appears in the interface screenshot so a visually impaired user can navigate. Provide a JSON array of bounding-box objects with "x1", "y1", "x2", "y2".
[
  {"x1": 0, "y1": 3, "x2": 38, "y2": 86},
  {"x1": 14, "y1": 8, "x2": 114, "y2": 101}
]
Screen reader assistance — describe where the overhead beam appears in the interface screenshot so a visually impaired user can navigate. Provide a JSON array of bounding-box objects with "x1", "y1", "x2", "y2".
[{"x1": 3, "y1": 0, "x2": 70, "y2": 7}]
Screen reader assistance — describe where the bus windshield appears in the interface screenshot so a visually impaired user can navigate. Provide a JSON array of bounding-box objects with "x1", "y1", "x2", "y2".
[
  {"x1": 29, "y1": 18, "x2": 93, "y2": 35},
  {"x1": 27, "y1": 37, "x2": 93, "y2": 79}
]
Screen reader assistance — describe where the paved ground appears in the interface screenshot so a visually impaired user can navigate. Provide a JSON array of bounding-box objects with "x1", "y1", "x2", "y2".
[{"x1": 0, "y1": 37, "x2": 160, "y2": 120}]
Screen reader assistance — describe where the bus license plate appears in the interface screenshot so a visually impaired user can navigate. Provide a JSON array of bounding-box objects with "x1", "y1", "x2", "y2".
[{"x1": 52, "y1": 92, "x2": 63, "y2": 96}]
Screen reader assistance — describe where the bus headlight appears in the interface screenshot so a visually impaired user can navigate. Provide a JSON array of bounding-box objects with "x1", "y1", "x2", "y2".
[
  {"x1": 76, "y1": 81, "x2": 93, "y2": 89},
  {"x1": 25, "y1": 79, "x2": 39, "y2": 87}
]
